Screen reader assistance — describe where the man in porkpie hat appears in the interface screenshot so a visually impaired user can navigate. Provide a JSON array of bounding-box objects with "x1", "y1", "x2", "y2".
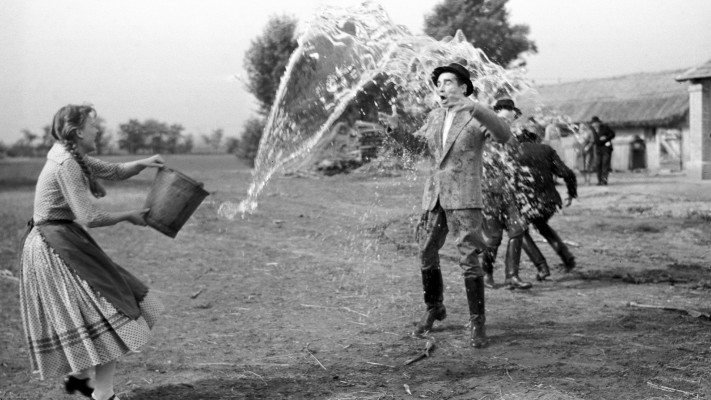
[
  {"x1": 590, "y1": 116, "x2": 616, "y2": 185},
  {"x1": 380, "y1": 62, "x2": 512, "y2": 348},
  {"x1": 480, "y1": 98, "x2": 533, "y2": 290}
]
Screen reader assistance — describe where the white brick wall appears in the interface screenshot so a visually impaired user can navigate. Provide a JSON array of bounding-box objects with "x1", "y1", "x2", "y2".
[{"x1": 685, "y1": 82, "x2": 711, "y2": 179}]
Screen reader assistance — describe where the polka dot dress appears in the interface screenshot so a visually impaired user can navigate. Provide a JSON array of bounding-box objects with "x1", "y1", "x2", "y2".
[{"x1": 19, "y1": 144, "x2": 163, "y2": 380}]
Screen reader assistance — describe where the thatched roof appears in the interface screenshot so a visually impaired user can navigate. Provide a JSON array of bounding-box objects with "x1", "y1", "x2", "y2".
[
  {"x1": 535, "y1": 69, "x2": 689, "y2": 128},
  {"x1": 676, "y1": 58, "x2": 711, "y2": 82}
]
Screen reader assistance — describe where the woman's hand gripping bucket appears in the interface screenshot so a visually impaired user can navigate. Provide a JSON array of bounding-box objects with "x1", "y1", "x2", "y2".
[{"x1": 143, "y1": 167, "x2": 209, "y2": 238}]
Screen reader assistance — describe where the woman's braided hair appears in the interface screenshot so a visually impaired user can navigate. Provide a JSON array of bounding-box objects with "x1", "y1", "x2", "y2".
[{"x1": 50, "y1": 105, "x2": 106, "y2": 198}]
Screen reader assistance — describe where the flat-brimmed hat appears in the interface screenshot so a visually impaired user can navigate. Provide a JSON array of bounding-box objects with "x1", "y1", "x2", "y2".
[
  {"x1": 590, "y1": 116, "x2": 601, "y2": 123},
  {"x1": 431, "y1": 63, "x2": 475, "y2": 96},
  {"x1": 493, "y1": 98, "x2": 521, "y2": 116}
]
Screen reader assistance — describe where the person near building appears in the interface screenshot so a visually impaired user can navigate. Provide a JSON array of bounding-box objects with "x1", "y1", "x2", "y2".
[
  {"x1": 544, "y1": 120, "x2": 565, "y2": 161},
  {"x1": 591, "y1": 116, "x2": 615, "y2": 185},
  {"x1": 629, "y1": 134, "x2": 647, "y2": 171},
  {"x1": 573, "y1": 123, "x2": 595, "y2": 185}
]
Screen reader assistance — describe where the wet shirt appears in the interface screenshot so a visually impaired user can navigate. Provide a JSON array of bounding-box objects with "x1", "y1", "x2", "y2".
[
  {"x1": 385, "y1": 105, "x2": 511, "y2": 210},
  {"x1": 441, "y1": 108, "x2": 456, "y2": 147}
]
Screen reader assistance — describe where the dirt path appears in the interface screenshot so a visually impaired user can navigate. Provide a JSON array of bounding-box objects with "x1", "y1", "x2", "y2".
[{"x1": 2, "y1": 164, "x2": 711, "y2": 399}]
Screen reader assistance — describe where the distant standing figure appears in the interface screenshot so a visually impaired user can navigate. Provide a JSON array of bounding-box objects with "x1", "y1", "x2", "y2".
[
  {"x1": 574, "y1": 123, "x2": 595, "y2": 185},
  {"x1": 629, "y1": 134, "x2": 646, "y2": 171},
  {"x1": 544, "y1": 122, "x2": 565, "y2": 161},
  {"x1": 19, "y1": 104, "x2": 165, "y2": 400},
  {"x1": 591, "y1": 116, "x2": 615, "y2": 185}
]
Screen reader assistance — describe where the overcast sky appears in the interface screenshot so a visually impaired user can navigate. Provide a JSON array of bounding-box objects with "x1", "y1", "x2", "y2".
[{"x1": 1, "y1": 0, "x2": 710, "y2": 144}]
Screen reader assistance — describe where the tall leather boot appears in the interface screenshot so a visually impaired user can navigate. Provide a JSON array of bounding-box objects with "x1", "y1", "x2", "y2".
[
  {"x1": 537, "y1": 223, "x2": 575, "y2": 272},
  {"x1": 504, "y1": 236, "x2": 532, "y2": 290},
  {"x1": 464, "y1": 276, "x2": 488, "y2": 348},
  {"x1": 521, "y1": 232, "x2": 550, "y2": 281},
  {"x1": 413, "y1": 268, "x2": 446, "y2": 335},
  {"x1": 481, "y1": 248, "x2": 497, "y2": 288}
]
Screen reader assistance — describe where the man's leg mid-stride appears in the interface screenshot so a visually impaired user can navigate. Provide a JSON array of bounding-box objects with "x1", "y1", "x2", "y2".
[
  {"x1": 449, "y1": 208, "x2": 489, "y2": 348},
  {"x1": 414, "y1": 207, "x2": 448, "y2": 335}
]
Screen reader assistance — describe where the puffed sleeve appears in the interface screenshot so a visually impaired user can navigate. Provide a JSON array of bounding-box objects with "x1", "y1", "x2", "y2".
[
  {"x1": 85, "y1": 156, "x2": 134, "y2": 181},
  {"x1": 56, "y1": 159, "x2": 113, "y2": 227}
]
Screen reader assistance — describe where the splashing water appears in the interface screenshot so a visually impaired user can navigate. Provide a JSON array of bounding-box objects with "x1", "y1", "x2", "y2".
[{"x1": 218, "y1": 1, "x2": 541, "y2": 219}]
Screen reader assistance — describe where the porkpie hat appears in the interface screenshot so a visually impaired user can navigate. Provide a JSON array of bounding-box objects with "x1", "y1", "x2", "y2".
[
  {"x1": 431, "y1": 62, "x2": 475, "y2": 96},
  {"x1": 493, "y1": 98, "x2": 521, "y2": 116}
]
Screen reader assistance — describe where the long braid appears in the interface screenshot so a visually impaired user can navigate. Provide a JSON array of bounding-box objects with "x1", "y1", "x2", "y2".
[
  {"x1": 62, "y1": 139, "x2": 106, "y2": 198},
  {"x1": 51, "y1": 104, "x2": 107, "y2": 199}
]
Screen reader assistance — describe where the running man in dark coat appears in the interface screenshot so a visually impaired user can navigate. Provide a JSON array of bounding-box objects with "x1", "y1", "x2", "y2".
[
  {"x1": 515, "y1": 129, "x2": 578, "y2": 276},
  {"x1": 591, "y1": 116, "x2": 615, "y2": 185}
]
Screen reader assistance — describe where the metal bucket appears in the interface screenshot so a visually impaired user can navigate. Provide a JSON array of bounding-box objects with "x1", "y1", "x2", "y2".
[{"x1": 143, "y1": 167, "x2": 209, "y2": 238}]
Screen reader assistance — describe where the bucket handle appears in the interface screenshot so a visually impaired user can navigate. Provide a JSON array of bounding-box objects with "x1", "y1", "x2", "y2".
[{"x1": 156, "y1": 166, "x2": 205, "y2": 188}]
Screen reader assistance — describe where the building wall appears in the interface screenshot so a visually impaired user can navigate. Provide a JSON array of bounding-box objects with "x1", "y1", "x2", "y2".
[
  {"x1": 685, "y1": 81, "x2": 711, "y2": 180},
  {"x1": 558, "y1": 127, "x2": 662, "y2": 172},
  {"x1": 681, "y1": 126, "x2": 692, "y2": 169}
]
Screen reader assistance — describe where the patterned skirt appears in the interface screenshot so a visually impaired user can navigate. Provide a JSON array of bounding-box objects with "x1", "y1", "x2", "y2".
[{"x1": 19, "y1": 227, "x2": 163, "y2": 380}]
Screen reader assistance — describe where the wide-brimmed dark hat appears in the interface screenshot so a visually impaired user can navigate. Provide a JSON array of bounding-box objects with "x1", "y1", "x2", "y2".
[
  {"x1": 590, "y1": 116, "x2": 601, "y2": 123},
  {"x1": 493, "y1": 98, "x2": 521, "y2": 116},
  {"x1": 431, "y1": 63, "x2": 475, "y2": 96}
]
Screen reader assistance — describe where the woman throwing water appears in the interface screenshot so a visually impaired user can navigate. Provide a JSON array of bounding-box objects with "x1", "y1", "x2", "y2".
[{"x1": 18, "y1": 104, "x2": 164, "y2": 400}]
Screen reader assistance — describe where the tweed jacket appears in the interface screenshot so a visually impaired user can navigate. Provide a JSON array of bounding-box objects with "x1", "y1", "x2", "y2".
[{"x1": 388, "y1": 105, "x2": 511, "y2": 211}]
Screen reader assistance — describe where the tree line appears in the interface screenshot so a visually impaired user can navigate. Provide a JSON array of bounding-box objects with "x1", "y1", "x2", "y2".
[
  {"x1": 1, "y1": 0, "x2": 535, "y2": 166},
  {"x1": 0, "y1": 118, "x2": 241, "y2": 158}
]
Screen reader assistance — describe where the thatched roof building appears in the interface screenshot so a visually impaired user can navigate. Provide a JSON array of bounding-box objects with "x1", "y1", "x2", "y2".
[{"x1": 536, "y1": 70, "x2": 689, "y2": 128}]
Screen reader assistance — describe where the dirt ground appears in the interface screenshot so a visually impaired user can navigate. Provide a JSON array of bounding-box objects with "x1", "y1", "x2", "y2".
[{"x1": 2, "y1": 155, "x2": 711, "y2": 400}]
